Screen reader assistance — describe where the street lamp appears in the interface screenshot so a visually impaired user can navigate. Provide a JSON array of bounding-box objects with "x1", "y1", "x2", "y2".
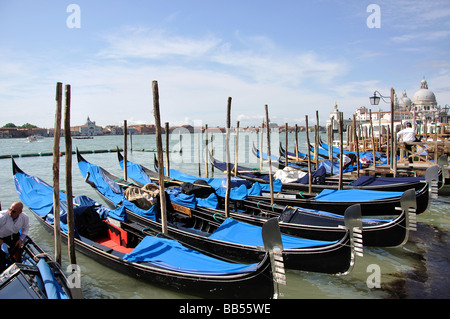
[
  {"x1": 368, "y1": 88, "x2": 398, "y2": 175},
  {"x1": 369, "y1": 92, "x2": 380, "y2": 106},
  {"x1": 369, "y1": 90, "x2": 392, "y2": 106}
]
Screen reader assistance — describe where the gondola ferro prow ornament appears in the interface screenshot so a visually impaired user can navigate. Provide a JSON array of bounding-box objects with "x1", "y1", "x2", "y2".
[
  {"x1": 342, "y1": 204, "x2": 363, "y2": 275},
  {"x1": 261, "y1": 218, "x2": 286, "y2": 299},
  {"x1": 400, "y1": 188, "x2": 418, "y2": 237},
  {"x1": 425, "y1": 165, "x2": 440, "y2": 200}
]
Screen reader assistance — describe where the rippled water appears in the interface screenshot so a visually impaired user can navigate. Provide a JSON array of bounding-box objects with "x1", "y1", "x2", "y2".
[{"x1": 1, "y1": 133, "x2": 448, "y2": 299}]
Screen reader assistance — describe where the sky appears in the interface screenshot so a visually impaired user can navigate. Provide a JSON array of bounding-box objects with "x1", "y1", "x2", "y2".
[{"x1": 1, "y1": 0, "x2": 450, "y2": 129}]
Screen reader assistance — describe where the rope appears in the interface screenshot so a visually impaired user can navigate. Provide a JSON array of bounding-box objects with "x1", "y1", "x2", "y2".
[
  {"x1": 213, "y1": 213, "x2": 223, "y2": 223},
  {"x1": 142, "y1": 227, "x2": 152, "y2": 235},
  {"x1": 257, "y1": 201, "x2": 263, "y2": 209}
]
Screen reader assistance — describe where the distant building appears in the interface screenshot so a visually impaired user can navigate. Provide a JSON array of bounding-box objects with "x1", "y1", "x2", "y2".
[
  {"x1": 326, "y1": 104, "x2": 352, "y2": 131},
  {"x1": 71, "y1": 117, "x2": 103, "y2": 136},
  {"x1": 411, "y1": 77, "x2": 440, "y2": 122},
  {"x1": 128, "y1": 124, "x2": 157, "y2": 134},
  {"x1": 103, "y1": 125, "x2": 123, "y2": 135}
]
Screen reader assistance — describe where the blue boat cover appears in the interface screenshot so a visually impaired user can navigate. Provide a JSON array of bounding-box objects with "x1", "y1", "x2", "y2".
[
  {"x1": 119, "y1": 159, "x2": 154, "y2": 186},
  {"x1": 123, "y1": 236, "x2": 258, "y2": 275},
  {"x1": 314, "y1": 188, "x2": 404, "y2": 202},
  {"x1": 297, "y1": 166, "x2": 327, "y2": 184},
  {"x1": 78, "y1": 158, "x2": 162, "y2": 220},
  {"x1": 208, "y1": 218, "x2": 337, "y2": 249},
  {"x1": 78, "y1": 159, "x2": 125, "y2": 206},
  {"x1": 36, "y1": 258, "x2": 68, "y2": 299},
  {"x1": 349, "y1": 175, "x2": 424, "y2": 187},
  {"x1": 120, "y1": 158, "x2": 282, "y2": 201},
  {"x1": 318, "y1": 160, "x2": 357, "y2": 174},
  {"x1": 14, "y1": 172, "x2": 67, "y2": 217},
  {"x1": 319, "y1": 141, "x2": 389, "y2": 164},
  {"x1": 212, "y1": 160, "x2": 283, "y2": 192},
  {"x1": 13, "y1": 171, "x2": 127, "y2": 235},
  {"x1": 162, "y1": 167, "x2": 284, "y2": 197},
  {"x1": 256, "y1": 148, "x2": 305, "y2": 169}
]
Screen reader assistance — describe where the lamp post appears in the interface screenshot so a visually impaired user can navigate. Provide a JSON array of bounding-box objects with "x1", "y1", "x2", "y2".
[{"x1": 370, "y1": 88, "x2": 397, "y2": 176}]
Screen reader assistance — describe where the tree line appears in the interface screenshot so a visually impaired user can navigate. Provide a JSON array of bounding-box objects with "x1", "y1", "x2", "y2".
[{"x1": 2, "y1": 123, "x2": 38, "y2": 129}]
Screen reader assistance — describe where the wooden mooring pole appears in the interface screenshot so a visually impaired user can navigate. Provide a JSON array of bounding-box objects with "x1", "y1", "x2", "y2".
[
  {"x1": 52, "y1": 82, "x2": 62, "y2": 266},
  {"x1": 265, "y1": 105, "x2": 274, "y2": 205},
  {"x1": 225, "y1": 97, "x2": 232, "y2": 218},
  {"x1": 123, "y1": 120, "x2": 127, "y2": 181},
  {"x1": 64, "y1": 84, "x2": 77, "y2": 265},
  {"x1": 305, "y1": 115, "x2": 312, "y2": 195},
  {"x1": 152, "y1": 81, "x2": 168, "y2": 234},
  {"x1": 165, "y1": 122, "x2": 170, "y2": 177}
]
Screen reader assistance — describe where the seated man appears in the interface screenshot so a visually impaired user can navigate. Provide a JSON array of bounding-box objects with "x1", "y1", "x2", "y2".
[
  {"x1": 397, "y1": 122, "x2": 417, "y2": 164},
  {"x1": 337, "y1": 153, "x2": 357, "y2": 169},
  {"x1": 0, "y1": 201, "x2": 29, "y2": 272}
]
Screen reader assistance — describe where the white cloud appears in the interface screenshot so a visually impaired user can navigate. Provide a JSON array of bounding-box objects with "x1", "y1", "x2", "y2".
[
  {"x1": 98, "y1": 26, "x2": 222, "y2": 60},
  {"x1": 98, "y1": 26, "x2": 347, "y2": 89},
  {"x1": 391, "y1": 30, "x2": 450, "y2": 43}
]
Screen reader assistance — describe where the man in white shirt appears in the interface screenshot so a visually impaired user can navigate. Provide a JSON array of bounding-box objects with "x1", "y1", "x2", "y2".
[
  {"x1": 0, "y1": 201, "x2": 29, "y2": 271},
  {"x1": 337, "y1": 153, "x2": 357, "y2": 169},
  {"x1": 397, "y1": 122, "x2": 416, "y2": 164}
]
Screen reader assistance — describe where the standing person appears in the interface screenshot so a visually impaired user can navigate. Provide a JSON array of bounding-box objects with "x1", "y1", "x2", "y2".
[
  {"x1": 0, "y1": 201, "x2": 29, "y2": 271},
  {"x1": 397, "y1": 122, "x2": 416, "y2": 164}
]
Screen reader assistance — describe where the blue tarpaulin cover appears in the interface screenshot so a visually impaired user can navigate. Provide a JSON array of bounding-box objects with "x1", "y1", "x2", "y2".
[
  {"x1": 14, "y1": 171, "x2": 67, "y2": 218},
  {"x1": 79, "y1": 158, "x2": 161, "y2": 220},
  {"x1": 120, "y1": 158, "x2": 282, "y2": 201},
  {"x1": 119, "y1": 159, "x2": 154, "y2": 186},
  {"x1": 313, "y1": 188, "x2": 404, "y2": 202},
  {"x1": 208, "y1": 218, "x2": 337, "y2": 249},
  {"x1": 13, "y1": 171, "x2": 127, "y2": 234},
  {"x1": 318, "y1": 160, "x2": 357, "y2": 174},
  {"x1": 350, "y1": 175, "x2": 424, "y2": 187},
  {"x1": 211, "y1": 160, "x2": 284, "y2": 192},
  {"x1": 123, "y1": 236, "x2": 258, "y2": 275},
  {"x1": 36, "y1": 259, "x2": 68, "y2": 299}
]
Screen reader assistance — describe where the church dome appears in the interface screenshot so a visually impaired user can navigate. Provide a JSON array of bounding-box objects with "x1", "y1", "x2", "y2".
[{"x1": 413, "y1": 78, "x2": 436, "y2": 103}]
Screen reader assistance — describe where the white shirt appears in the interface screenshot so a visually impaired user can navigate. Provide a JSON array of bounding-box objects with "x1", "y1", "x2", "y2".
[
  {"x1": 0, "y1": 210, "x2": 29, "y2": 240},
  {"x1": 342, "y1": 154, "x2": 352, "y2": 165},
  {"x1": 397, "y1": 127, "x2": 416, "y2": 142}
]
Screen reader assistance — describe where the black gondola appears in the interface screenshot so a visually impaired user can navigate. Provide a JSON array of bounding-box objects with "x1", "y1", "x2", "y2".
[
  {"x1": 123, "y1": 150, "x2": 418, "y2": 247},
  {"x1": 209, "y1": 153, "x2": 436, "y2": 216},
  {"x1": 0, "y1": 236, "x2": 78, "y2": 299},
  {"x1": 254, "y1": 143, "x2": 435, "y2": 193},
  {"x1": 12, "y1": 159, "x2": 284, "y2": 299},
  {"x1": 77, "y1": 150, "x2": 363, "y2": 275}
]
